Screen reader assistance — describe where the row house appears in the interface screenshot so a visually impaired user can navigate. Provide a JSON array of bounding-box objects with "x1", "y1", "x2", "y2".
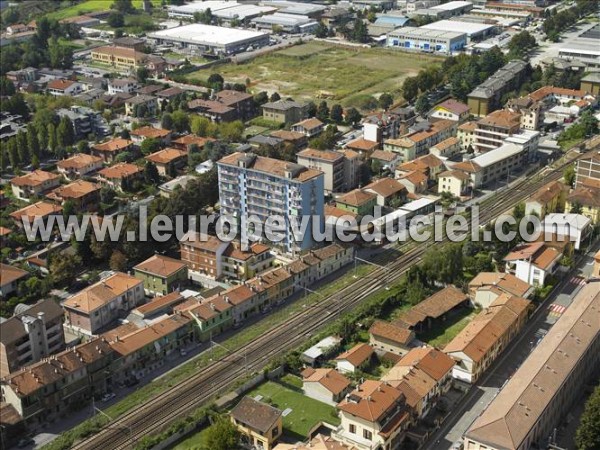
[
  {"x1": 381, "y1": 347, "x2": 455, "y2": 420},
  {"x1": 287, "y1": 244, "x2": 354, "y2": 290},
  {"x1": 0, "y1": 339, "x2": 114, "y2": 427},
  {"x1": 104, "y1": 314, "x2": 192, "y2": 382},
  {"x1": 10, "y1": 170, "x2": 60, "y2": 202},
  {"x1": 128, "y1": 292, "x2": 188, "y2": 323},
  {"x1": 178, "y1": 294, "x2": 234, "y2": 342},
  {"x1": 46, "y1": 180, "x2": 100, "y2": 212},
  {"x1": 334, "y1": 380, "x2": 412, "y2": 450},
  {"x1": 91, "y1": 138, "x2": 134, "y2": 163},
  {"x1": 444, "y1": 294, "x2": 531, "y2": 383},
  {"x1": 62, "y1": 272, "x2": 145, "y2": 336},
  {"x1": 57, "y1": 153, "x2": 103, "y2": 180},
  {"x1": 0, "y1": 299, "x2": 65, "y2": 378},
  {"x1": 503, "y1": 242, "x2": 562, "y2": 287},
  {"x1": 369, "y1": 320, "x2": 415, "y2": 357},
  {"x1": 97, "y1": 163, "x2": 144, "y2": 192},
  {"x1": 396, "y1": 153, "x2": 445, "y2": 187},
  {"x1": 468, "y1": 271, "x2": 534, "y2": 307}
]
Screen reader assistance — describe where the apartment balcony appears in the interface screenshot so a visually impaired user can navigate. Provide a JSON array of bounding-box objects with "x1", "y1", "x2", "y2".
[{"x1": 332, "y1": 426, "x2": 374, "y2": 450}]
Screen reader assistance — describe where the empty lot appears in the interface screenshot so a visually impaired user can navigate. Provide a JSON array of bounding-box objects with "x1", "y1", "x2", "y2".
[{"x1": 188, "y1": 41, "x2": 442, "y2": 110}]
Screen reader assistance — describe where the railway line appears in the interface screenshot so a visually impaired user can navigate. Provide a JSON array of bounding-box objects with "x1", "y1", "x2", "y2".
[{"x1": 73, "y1": 152, "x2": 579, "y2": 450}]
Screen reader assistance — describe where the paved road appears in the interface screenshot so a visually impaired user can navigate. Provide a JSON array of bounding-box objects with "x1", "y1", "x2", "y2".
[{"x1": 425, "y1": 240, "x2": 600, "y2": 450}]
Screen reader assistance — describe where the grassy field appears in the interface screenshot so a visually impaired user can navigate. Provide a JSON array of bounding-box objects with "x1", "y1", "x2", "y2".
[
  {"x1": 247, "y1": 378, "x2": 340, "y2": 438},
  {"x1": 419, "y1": 309, "x2": 477, "y2": 349},
  {"x1": 46, "y1": 0, "x2": 162, "y2": 20},
  {"x1": 187, "y1": 42, "x2": 442, "y2": 110}
]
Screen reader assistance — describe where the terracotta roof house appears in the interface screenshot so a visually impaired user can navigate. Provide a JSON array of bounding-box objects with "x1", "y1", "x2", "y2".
[
  {"x1": 469, "y1": 272, "x2": 534, "y2": 308},
  {"x1": 57, "y1": 153, "x2": 103, "y2": 180},
  {"x1": 346, "y1": 137, "x2": 379, "y2": 154},
  {"x1": 0, "y1": 263, "x2": 29, "y2": 297},
  {"x1": 291, "y1": 117, "x2": 325, "y2": 137},
  {"x1": 9, "y1": 201, "x2": 62, "y2": 227},
  {"x1": 336, "y1": 189, "x2": 377, "y2": 217},
  {"x1": 231, "y1": 397, "x2": 283, "y2": 450},
  {"x1": 63, "y1": 272, "x2": 145, "y2": 335},
  {"x1": 145, "y1": 148, "x2": 187, "y2": 176},
  {"x1": 91, "y1": 138, "x2": 134, "y2": 163},
  {"x1": 46, "y1": 180, "x2": 100, "y2": 212},
  {"x1": 130, "y1": 126, "x2": 171, "y2": 144},
  {"x1": 363, "y1": 177, "x2": 407, "y2": 209},
  {"x1": 270, "y1": 129, "x2": 308, "y2": 149},
  {"x1": 133, "y1": 254, "x2": 188, "y2": 295},
  {"x1": 394, "y1": 285, "x2": 468, "y2": 331},
  {"x1": 335, "y1": 343, "x2": 374, "y2": 373},
  {"x1": 430, "y1": 99, "x2": 470, "y2": 123},
  {"x1": 301, "y1": 367, "x2": 352, "y2": 405},
  {"x1": 10, "y1": 170, "x2": 60, "y2": 201},
  {"x1": 334, "y1": 380, "x2": 411, "y2": 449},
  {"x1": 369, "y1": 320, "x2": 415, "y2": 356},
  {"x1": 97, "y1": 163, "x2": 143, "y2": 192},
  {"x1": 171, "y1": 134, "x2": 214, "y2": 151},
  {"x1": 503, "y1": 242, "x2": 562, "y2": 287},
  {"x1": 47, "y1": 78, "x2": 82, "y2": 96},
  {"x1": 525, "y1": 180, "x2": 566, "y2": 219}
]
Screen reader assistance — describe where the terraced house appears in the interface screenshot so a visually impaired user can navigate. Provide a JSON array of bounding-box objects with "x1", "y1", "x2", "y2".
[{"x1": 133, "y1": 254, "x2": 188, "y2": 296}]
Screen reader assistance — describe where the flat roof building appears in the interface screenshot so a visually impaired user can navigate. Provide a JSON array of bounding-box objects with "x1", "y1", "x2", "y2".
[
  {"x1": 387, "y1": 26, "x2": 467, "y2": 54},
  {"x1": 421, "y1": 19, "x2": 495, "y2": 41},
  {"x1": 147, "y1": 24, "x2": 269, "y2": 56},
  {"x1": 167, "y1": 1, "x2": 241, "y2": 18},
  {"x1": 252, "y1": 13, "x2": 316, "y2": 33}
]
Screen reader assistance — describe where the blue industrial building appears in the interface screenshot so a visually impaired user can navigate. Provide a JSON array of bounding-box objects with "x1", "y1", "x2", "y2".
[{"x1": 387, "y1": 27, "x2": 467, "y2": 54}]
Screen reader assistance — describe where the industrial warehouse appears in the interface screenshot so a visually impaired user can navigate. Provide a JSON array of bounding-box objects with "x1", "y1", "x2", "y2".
[{"x1": 147, "y1": 24, "x2": 270, "y2": 55}]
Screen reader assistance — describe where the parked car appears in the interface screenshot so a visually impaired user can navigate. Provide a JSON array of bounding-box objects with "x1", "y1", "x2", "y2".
[{"x1": 102, "y1": 392, "x2": 116, "y2": 402}]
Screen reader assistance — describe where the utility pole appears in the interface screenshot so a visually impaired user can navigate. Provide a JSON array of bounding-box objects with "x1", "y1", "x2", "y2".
[{"x1": 354, "y1": 256, "x2": 392, "y2": 290}]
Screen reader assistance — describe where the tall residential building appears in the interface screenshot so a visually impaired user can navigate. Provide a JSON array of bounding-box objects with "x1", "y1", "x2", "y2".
[
  {"x1": 0, "y1": 299, "x2": 65, "y2": 378},
  {"x1": 473, "y1": 109, "x2": 522, "y2": 152},
  {"x1": 575, "y1": 151, "x2": 600, "y2": 189},
  {"x1": 217, "y1": 153, "x2": 324, "y2": 254}
]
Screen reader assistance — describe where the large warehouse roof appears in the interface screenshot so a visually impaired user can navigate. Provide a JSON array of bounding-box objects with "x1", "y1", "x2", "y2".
[
  {"x1": 168, "y1": 1, "x2": 240, "y2": 14},
  {"x1": 148, "y1": 24, "x2": 268, "y2": 45},
  {"x1": 431, "y1": 0, "x2": 472, "y2": 10},
  {"x1": 388, "y1": 26, "x2": 466, "y2": 40},
  {"x1": 252, "y1": 12, "x2": 314, "y2": 27},
  {"x1": 421, "y1": 19, "x2": 495, "y2": 36}
]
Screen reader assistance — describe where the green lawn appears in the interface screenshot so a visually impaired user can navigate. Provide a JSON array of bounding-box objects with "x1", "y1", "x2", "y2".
[
  {"x1": 172, "y1": 427, "x2": 211, "y2": 450},
  {"x1": 187, "y1": 42, "x2": 441, "y2": 110},
  {"x1": 47, "y1": 0, "x2": 162, "y2": 20},
  {"x1": 247, "y1": 379, "x2": 340, "y2": 438},
  {"x1": 419, "y1": 309, "x2": 477, "y2": 349}
]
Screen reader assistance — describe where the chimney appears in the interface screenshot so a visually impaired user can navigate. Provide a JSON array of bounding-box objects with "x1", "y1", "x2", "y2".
[{"x1": 37, "y1": 311, "x2": 46, "y2": 324}]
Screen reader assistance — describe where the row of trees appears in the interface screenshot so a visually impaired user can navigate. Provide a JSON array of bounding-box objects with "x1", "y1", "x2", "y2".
[{"x1": 543, "y1": 0, "x2": 598, "y2": 42}]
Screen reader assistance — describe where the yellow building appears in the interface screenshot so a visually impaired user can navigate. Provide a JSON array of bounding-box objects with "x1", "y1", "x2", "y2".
[
  {"x1": 525, "y1": 180, "x2": 566, "y2": 219},
  {"x1": 91, "y1": 45, "x2": 146, "y2": 71},
  {"x1": 566, "y1": 186, "x2": 600, "y2": 224},
  {"x1": 231, "y1": 396, "x2": 283, "y2": 450},
  {"x1": 580, "y1": 72, "x2": 600, "y2": 96},
  {"x1": 438, "y1": 170, "x2": 470, "y2": 197}
]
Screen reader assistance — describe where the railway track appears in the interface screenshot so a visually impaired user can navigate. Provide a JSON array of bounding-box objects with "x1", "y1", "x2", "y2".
[{"x1": 73, "y1": 152, "x2": 578, "y2": 450}]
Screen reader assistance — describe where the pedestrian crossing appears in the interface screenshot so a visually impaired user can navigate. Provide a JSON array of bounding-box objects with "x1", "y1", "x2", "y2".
[
  {"x1": 548, "y1": 303, "x2": 567, "y2": 318},
  {"x1": 570, "y1": 276, "x2": 587, "y2": 288}
]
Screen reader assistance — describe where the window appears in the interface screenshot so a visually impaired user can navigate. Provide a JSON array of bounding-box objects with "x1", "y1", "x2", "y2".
[
  {"x1": 349, "y1": 424, "x2": 356, "y2": 434},
  {"x1": 363, "y1": 430, "x2": 372, "y2": 440}
]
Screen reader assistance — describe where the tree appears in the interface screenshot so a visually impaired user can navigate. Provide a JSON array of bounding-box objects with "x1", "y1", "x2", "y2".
[
  {"x1": 140, "y1": 138, "x2": 161, "y2": 155},
  {"x1": 48, "y1": 37, "x2": 73, "y2": 69},
  {"x1": 27, "y1": 125, "x2": 40, "y2": 159},
  {"x1": 136, "y1": 67, "x2": 149, "y2": 84},
  {"x1": 171, "y1": 110, "x2": 190, "y2": 132},
  {"x1": 49, "y1": 253, "x2": 82, "y2": 286},
  {"x1": 57, "y1": 116, "x2": 74, "y2": 148},
  {"x1": 402, "y1": 77, "x2": 419, "y2": 103},
  {"x1": 144, "y1": 161, "x2": 160, "y2": 184},
  {"x1": 47, "y1": 123, "x2": 58, "y2": 154},
  {"x1": 207, "y1": 73, "x2": 224, "y2": 90},
  {"x1": 161, "y1": 112, "x2": 174, "y2": 130},
  {"x1": 315, "y1": 21, "x2": 329, "y2": 38},
  {"x1": 351, "y1": 19, "x2": 368, "y2": 43},
  {"x1": 378, "y1": 93, "x2": 393, "y2": 110},
  {"x1": 415, "y1": 94, "x2": 431, "y2": 115},
  {"x1": 77, "y1": 140, "x2": 89, "y2": 154},
  {"x1": 204, "y1": 416, "x2": 240, "y2": 450},
  {"x1": 270, "y1": 92, "x2": 281, "y2": 102},
  {"x1": 194, "y1": 8, "x2": 213, "y2": 25},
  {"x1": 563, "y1": 165, "x2": 576, "y2": 187},
  {"x1": 107, "y1": 12, "x2": 125, "y2": 28},
  {"x1": 576, "y1": 385, "x2": 600, "y2": 450},
  {"x1": 345, "y1": 107, "x2": 362, "y2": 126},
  {"x1": 62, "y1": 199, "x2": 76, "y2": 218},
  {"x1": 16, "y1": 131, "x2": 29, "y2": 166},
  {"x1": 316, "y1": 100, "x2": 329, "y2": 121},
  {"x1": 112, "y1": 0, "x2": 134, "y2": 13},
  {"x1": 109, "y1": 250, "x2": 128, "y2": 272},
  {"x1": 254, "y1": 91, "x2": 269, "y2": 105},
  {"x1": 191, "y1": 115, "x2": 211, "y2": 136},
  {"x1": 330, "y1": 104, "x2": 343, "y2": 124},
  {"x1": 219, "y1": 120, "x2": 244, "y2": 142},
  {"x1": 0, "y1": 77, "x2": 16, "y2": 96}
]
